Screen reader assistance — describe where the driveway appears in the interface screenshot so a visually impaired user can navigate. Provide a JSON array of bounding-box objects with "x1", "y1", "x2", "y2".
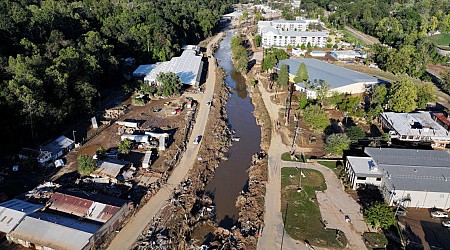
[
  {"x1": 284, "y1": 162, "x2": 370, "y2": 249},
  {"x1": 107, "y1": 32, "x2": 223, "y2": 250}
]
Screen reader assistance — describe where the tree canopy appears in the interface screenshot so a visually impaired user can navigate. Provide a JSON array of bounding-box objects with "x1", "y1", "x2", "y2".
[
  {"x1": 294, "y1": 63, "x2": 308, "y2": 83},
  {"x1": 77, "y1": 155, "x2": 96, "y2": 176},
  {"x1": 117, "y1": 139, "x2": 132, "y2": 155},
  {"x1": 325, "y1": 133, "x2": 351, "y2": 156},
  {"x1": 388, "y1": 76, "x2": 417, "y2": 113},
  {"x1": 364, "y1": 203, "x2": 395, "y2": 231},
  {"x1": 303, "y1": 104, "x2": 330, "y2": 132},
  {"x1": 277, "y1": 64, "x2": 290, "y2": 88},
  {"x1": 0, "y1": 0, "x2": 233, "y2": 156},
  {"x1": 156, "y1": 72, "x2": 183, "y2": 97}
]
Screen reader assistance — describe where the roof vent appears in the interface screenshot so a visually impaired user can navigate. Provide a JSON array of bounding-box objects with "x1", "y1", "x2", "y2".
[{"x1": 414, "y1": 169, "x2": 417, "y2": 172}]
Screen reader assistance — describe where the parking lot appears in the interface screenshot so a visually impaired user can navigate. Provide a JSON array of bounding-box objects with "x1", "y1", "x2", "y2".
[{"x1": 400, "y1": 208, "x2": 450, "y2": 250}]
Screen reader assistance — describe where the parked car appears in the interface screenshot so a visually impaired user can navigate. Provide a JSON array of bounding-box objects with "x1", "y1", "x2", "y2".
[
  {"x1": 431, "y1": 211, "x2": 448, "y2": 218},
  {"x1": 193, "y1": 135, "x2": 202, "y2": 145},
  {"x1": 442, "y1": 220, "x2": 450, "y2": 227}
]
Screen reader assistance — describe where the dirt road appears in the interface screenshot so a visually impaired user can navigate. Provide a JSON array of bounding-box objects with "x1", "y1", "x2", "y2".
[
  {"x1": 344, "y1": 26, "x2": 380, "y2": 45},
  {"x1": 256, "y1": 83, "x2": 309, "y2": 250},
  {"x1": 106, "y1": 32, "x2": 223, "y2": 250}
]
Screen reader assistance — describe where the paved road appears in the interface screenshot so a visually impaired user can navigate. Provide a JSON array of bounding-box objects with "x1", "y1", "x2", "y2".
[
  {"x1": 107, "y1": 32, "x2": 223, "y2": 250},
  {"x1": 344, "y1": 26, "x2": 380, "y2": 45}
]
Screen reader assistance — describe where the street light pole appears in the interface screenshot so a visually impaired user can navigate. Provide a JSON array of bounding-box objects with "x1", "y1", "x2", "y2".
[{"x1": 73, "y1": 130, "x2": 76, "y2": 143}]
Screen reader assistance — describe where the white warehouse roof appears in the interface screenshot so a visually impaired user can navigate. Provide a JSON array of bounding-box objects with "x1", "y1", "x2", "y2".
[
  {"x1": 9, "y1": 212, "x2": 99, "y2": 250},
  {"x1": 0, "y1": 199, "x2": 43, "y2": 233},
  {"x1": 144, "y1": 49, "x2": 203, "y2": 86}
]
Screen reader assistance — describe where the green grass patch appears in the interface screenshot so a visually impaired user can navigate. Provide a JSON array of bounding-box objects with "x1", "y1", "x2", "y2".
[
  {"x1": 363, "y1": 232, "x2": 388, "y2": 249},
  {"x1": 281, "y1": 167, "x2": 347, "y2": 248},
  {"x1": 317, "y1": 160, "x2": 343, "y2": 177},
  {"x1": 339, "y1": 29, "x2": 367, "y2": 46},
  {"x1": 427, "y1": 33, "x2": 450, "y2": 46},
  {"x1": 281, "y1": 152, "x2": 309, "y2": 162}
]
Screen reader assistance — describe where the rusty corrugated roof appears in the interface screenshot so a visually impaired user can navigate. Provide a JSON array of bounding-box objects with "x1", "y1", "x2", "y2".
[{"x1": 48, "y1": 192, "x2": 121, "y2": 223}]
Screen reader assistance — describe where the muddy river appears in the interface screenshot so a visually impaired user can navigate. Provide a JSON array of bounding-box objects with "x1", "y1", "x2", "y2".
[{"x1": 205, "y1": 29, "x2": 261, "y2": 229}]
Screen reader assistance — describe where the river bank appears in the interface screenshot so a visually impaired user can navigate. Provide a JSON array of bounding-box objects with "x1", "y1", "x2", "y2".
[{"x1": 133, "y1": 63, "x2": 237, "y2": 248}]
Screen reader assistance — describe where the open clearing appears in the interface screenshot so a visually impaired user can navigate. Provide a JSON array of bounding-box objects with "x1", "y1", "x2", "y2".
[
  {"x1": 428, "y1": 33, "x2": 450, "y2": 46},
  {"x1": 281, "y1": 167, "x2": 348, "y2": 248}
]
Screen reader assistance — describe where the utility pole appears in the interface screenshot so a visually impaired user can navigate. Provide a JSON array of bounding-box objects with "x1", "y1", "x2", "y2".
[
  {"x1": 73, "y1": 130, "x2": 76, "y2": 143},
  {"x1": 291, "y1": 119, "x2": 300, "y2": 154}
]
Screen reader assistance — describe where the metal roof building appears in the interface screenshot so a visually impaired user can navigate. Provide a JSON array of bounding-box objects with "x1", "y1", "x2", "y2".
[
  {"x1": 380, "y1": 112, "x2": 450, "y2": 149},
  {"x1": 142, "y1": 48, "x2": 203, "y2": 86},
  {"x1": 40, "y1": 135, "x2": 75, "y2": 162},
  {"x1": 91, "y1": 159, "x2": 128, "y2": 180},
  {"x1": 0, "y1": 199, "x2": 42, "y2": 234},
  {"x1": 48, "y1": 192, "x2": 122, "y2": 223},
  {"x1": 279, "y1": 58, "x2": 381, "y2": 98},
  {"x1": 132, "y1": 64, "x2": 158, "y2": 78},
  {"x1": 363, "y1": 148, "x2": 450, "y2": 208},
  {"x1": 8, "y1": 212, "x2": 100, "y2": 250},
  {"x1": 345, "y1": 156, "x2": 383, "y2": 190}
]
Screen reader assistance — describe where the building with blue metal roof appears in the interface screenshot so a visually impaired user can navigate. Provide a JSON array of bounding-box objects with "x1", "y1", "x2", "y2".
[{"x1": 276, "y1": 58, "x2": 381, "y2": 98}]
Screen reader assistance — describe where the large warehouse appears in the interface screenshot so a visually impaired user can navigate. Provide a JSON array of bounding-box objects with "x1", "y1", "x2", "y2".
[
  {"x1": 276, "y1": 58, "x2": 381, "y2": 98},
  {"x1": 133, "y1": 46, "x2": 203, "y2": 87},
  {"x1": 345, "y1": 148, "x2": 450, "y2": 209}
]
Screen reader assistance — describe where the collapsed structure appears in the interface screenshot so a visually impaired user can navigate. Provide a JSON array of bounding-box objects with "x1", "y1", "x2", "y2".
[{"x1": 380, "y1": 111, "x2": 450, "y2": 149}]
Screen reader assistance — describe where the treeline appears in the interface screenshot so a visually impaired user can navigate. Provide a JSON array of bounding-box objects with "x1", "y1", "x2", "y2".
[
  {"x1": 0, "y1": 0, "x2": 234, "y2": 155},
  {"x1": 325, "y1": 0, "x2": 450, "y2": 78}
]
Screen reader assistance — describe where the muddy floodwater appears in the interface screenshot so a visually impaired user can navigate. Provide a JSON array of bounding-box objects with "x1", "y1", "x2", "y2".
[{"x1": 205, "y1": 30, "x2": 261, "y2": 229}]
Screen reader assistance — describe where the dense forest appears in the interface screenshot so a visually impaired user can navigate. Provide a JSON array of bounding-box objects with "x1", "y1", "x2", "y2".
[{"x1": 0, "y1": 0, "x2": 233, "y2": 155}]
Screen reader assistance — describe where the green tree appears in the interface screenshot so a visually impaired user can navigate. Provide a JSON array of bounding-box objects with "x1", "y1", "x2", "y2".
[
  {"x1": 442, "y1": 71, "x2": 450, "y2": 93},
  {"x1": 325, "y1": 133, "x2": 351, "y2": 156},
  {"x1": 315, "y1": 81, "x2": 330, "y2": 106},
  {"x1": 277, "y1": 64, "x2": 290, "y2": 88},
  {"x1": 253, "y1": 34, "x2": 262, "y2": 47},
  {"x1": 301, "y1": 43, "x2": 306, "y2": 50},
  {"x1": 388, "y1": 76, "x2": 417, "y2": 113},
  {"x1": 416, "y1": 83, "x2": 436, "y2": 109},
  {"x1": 77, "y1": 155, "x2": 96, "y2": 176},
  {"x1": 298, "y1": 93, "x2": 308, "y2": 109},
  {"x1": 117, "y1": 139, "x2": 132, "y2": 154},
  {"x1": 96, "y1": 146, "x2": 106, "y2": 160},
  {"x1": 156, "y1": 72, "x2": 183, "y2": 96},
  {"x1": 347, "y1": 125, "x2": 365, "y2": 140},
  {"x1": 364, "y1": 203, "x2": 395, "y2": 231},
  {"x1": 263, "y1": 52, "x2": 277, "y2": 72},
  {"x1": 303, "y1": 105, "x2": 330, "y2": 131},
  {"x1": 294, "y1": 62, "x2": 308, "y2": 83},
  {"x1": 371, "y1": 85, "x2": 388, "y2": 106}
]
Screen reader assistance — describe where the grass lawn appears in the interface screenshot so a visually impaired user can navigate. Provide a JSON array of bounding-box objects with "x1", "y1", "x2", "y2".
[
  {"x1": 281, "y1": 167, "x2": 347, "y2": 248},
  {"x1": 317, "y1": 160, "x2": 343, "y2": 177},
  {"x1": 339, "y1": 29, "x2": 367, "y2": 46},
  {"x1": 281, "y1": 152, "x2": 309, "y2": 162},
  {"x1": 428, "y1": 33, "x2": 450, "y2": 46},
  {"x1": 363, "y1": 232, "x2": 388, "y2": 249}
]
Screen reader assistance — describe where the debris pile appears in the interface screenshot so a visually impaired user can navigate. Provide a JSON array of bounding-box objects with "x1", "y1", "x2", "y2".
[{"x1": 135, "y1": 67, "x2": 235, "y2": 249}]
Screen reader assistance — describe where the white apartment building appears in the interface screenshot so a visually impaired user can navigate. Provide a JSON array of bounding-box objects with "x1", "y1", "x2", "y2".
[
  {"x1": 261, "y1": 27, "x2": 328, "y2": 48},
  {"x1": 258, "y1": 20, "x2": 308, "y2": 33}
]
